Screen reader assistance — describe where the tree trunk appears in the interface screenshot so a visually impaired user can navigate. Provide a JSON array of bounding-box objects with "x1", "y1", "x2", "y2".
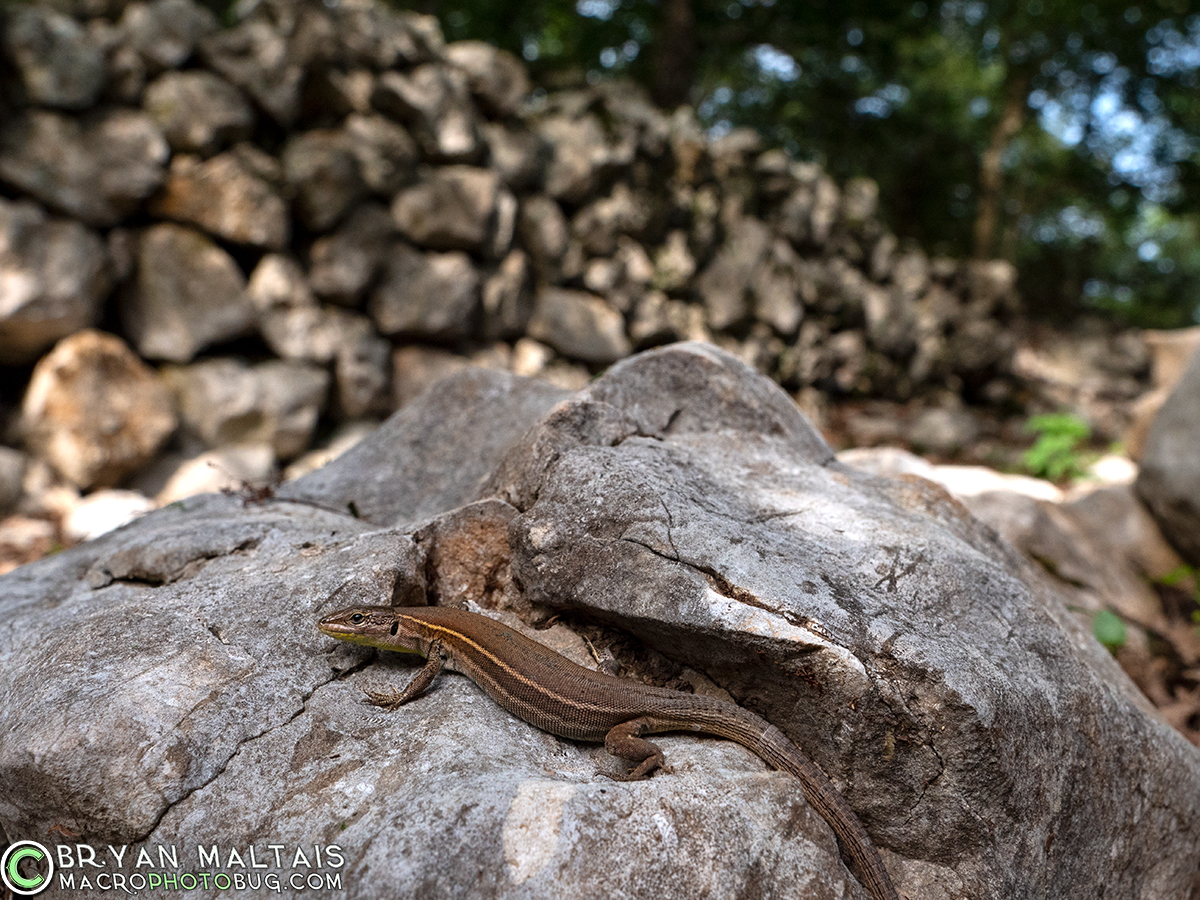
[
  {"x1": 650, "y1": 0, "x2": 696, "y2": 109},
  {"x1": 973, "y1": 70, "x2": 1030, "y2": 259}
]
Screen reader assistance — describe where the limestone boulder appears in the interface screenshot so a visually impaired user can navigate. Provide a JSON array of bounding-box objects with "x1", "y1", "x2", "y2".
[
  {"x1": 0, "y1": 347, "x2": 1196, "y2": 900},
  {"x1": 19, "y1": 330, "x2": 176, "y2": 489}
]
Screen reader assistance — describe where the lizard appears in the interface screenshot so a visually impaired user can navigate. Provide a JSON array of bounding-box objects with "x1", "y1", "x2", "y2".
[{"x1": 318, "y1": 604, "x2": 900, "y2": 900}]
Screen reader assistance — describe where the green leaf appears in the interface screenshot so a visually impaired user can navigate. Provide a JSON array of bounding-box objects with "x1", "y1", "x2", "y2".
[{"x1": 1092, "y1": 609, "x2": 1127, "y2": 652}]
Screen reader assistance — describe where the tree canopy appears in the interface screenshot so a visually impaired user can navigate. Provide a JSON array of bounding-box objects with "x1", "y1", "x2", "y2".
[{"x1": 403, "y1": 0, "x2": 1200, "y2": 327}]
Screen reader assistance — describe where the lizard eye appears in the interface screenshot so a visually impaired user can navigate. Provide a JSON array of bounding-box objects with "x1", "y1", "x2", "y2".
[{"x1": 350, "y1": 613, "x2": 364, "y2": 624}]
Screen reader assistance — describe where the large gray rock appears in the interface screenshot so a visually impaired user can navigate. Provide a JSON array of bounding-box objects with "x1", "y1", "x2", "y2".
[
  {"x1": 517, "y1": 195, "x2": 570, "y2": 282},
  {"x1": 695, "y1": 216, "x2": 771, "y2": 330},
  {"x1": 282, "y1": 129, "x2": 368, "y2": 232},
  {"x1": 391, "y1": 166, "x2": 500, "y2": 253},
  {"x1": 123, "y1": 223, "x2": 257, "y2": 362},
  {"x1": 371, "y1": 64, "x2": 481, "y2": 161},
  {"x1": 443, "y1": 40, "x2": 531, "y2": 118},
  {"x1": 327, "y1": 0, "x2": 442, "y2": 69},
  {"x1": 0, "y1": 109, "x2": 168, "y2": 226},
  {"x1": 307, "y1": 203, "x2": 395, "y2": 305},
  {"x1": 19, "y1": 329, "x2": 177, "y2": 489},
  {"x1": 142, "y1": 70, "x2": 255, "y2": 154},
  {"x1": 114, "y1": 0, "x2": 219, "y2": 71},
  {"x1": 344, "y1": 112, "x2": 419, "y2": 195},
  {"x1": 199, "y1": 0, "x2": 333, "y2": 126},
  {"x1": 526, "y1": 287, "x2": 631, "y2": 364},
  {"x1": 164, "y1": 357, "x2": 329, "y2": 460},
  {"x1": 150, "y1": 148, "x2": 289, "y2": 249},
  {"x1": 369, "y1": 244, "x2": 479, "y2": 340},
  {"x1": 1136, "y1": 345, "x2": 1200, "y2": 565},
  {"x1": 0, "y1": 198, "x2": 112, "y2": 364},
  {"x1": 1, "y1": 346, "x2": 1196, "y2": 900},
  {"x1": 3, "y1": 4, "x2": 107, "y2": 108}
]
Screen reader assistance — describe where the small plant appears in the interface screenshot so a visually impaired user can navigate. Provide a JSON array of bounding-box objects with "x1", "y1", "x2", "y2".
[
  {"x1": 1022, "y1": 413, "x2": 1092, "y2": 482},
  {"x1": 1092, "y1": 609, "x2": 1127, "y2": 653}
]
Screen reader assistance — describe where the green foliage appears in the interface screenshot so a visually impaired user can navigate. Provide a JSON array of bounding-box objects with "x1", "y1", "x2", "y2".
[
  {"x1": 1091, "y1": 609, "x2": 1128, "y2": 653},
  {"x1": 1022, "y1": 413, "x2": 1092, "y2": 482}
]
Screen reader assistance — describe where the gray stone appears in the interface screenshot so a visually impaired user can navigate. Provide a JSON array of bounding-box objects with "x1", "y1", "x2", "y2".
[
  {"x1": 124, "y1": 223, "x2": 256, "y2": 363},
  {"x1": 153, "y1": 444, "x2": 277, "y2": 506},
  {"x1": 907, "y1": 406, "x2": 982, "y2": 456},
  {"x1": 536, "y1": 110, "x2": 631, "y2": 204},
  {"x1": 1136, "y1": 345, "x2": 1200, "y2": 565},
  {"x1": 480, "y1": 121, "x2": 547, "y2": 190},
  {"x1": 518, "y1": 194, "x2": 570, "y2": 282},
  {"x1": 863, "y1": 281, "x2": 917, "y2": 358},
  {"x1": 19, "y1": 329, "x2": 177, "y2": 489},
  {"x1": 282, "y1": 129, "x2": 367, "y2": 233},
  {"x1": 0, "y1": 447, "x2": 28, "y2": 516},
  {"x1": 328, "y1": 0, "x2": 442, "y2": 69},
  {"x1": 752, "y1": 237, "x2": 805, "y2": 336},
  {"x1": 946, "y1": 317, "x2": 1013, "y2": 378},
  {"x1": 344, "y1": 112, "x2": 419, "y2": 195},
  {"x1": 248, "y1": 253, "x2": 324, "y2": 359},
  {"x1": 629, "y1": 289, "x2": 709, "y2": 347},
  {"x1": 490, "y1": 342, "x2": 1200, "y2": 897},
  {"x1": 572, "y1": 183, "x2": 647, "y2": 257},
  {"x1": 115, "y1": 0, "x2": 218, "y2": 71},
  {"x1": 391, "y1": 166, "x2": 499, "y2": 253},
  {"x1": 164, "y1": 357, "x2": 330, "y2": 460},
  {"x1": 393, "y1": 346, "x2": 483, "y2": 409},
  {"x1": 492, "y1": 187, "x2": 518, "y2": 260},
  {"x1": 0, "y1": 109, "x2": 168, "y2": 226},
  {"x1": 964, "y1": 259, "x2": 1018, "y2": 316},
  {"x1": 142, "y1": 70, "x2": 255, "y2": 154},
  {"x1": 443, "y1": 40, "x2": 531, "y2": 118},
  {"x1": 780, "y1": 169, "x2": 840, "y2": 247},
  {"x1": 4, "y1": 5, "x2": 106, "y2": 109},
  {"x1": 150, "y1": 150, "x2": 289, "y2": 249},
  {"x1": 481, "y1": 249, "x2": 534, "y2": 340},
  {"x1": 308, "y1": 203, "x2": 394, "y2": 305},
  {"x1": 280, "y1": 366, "x2": 568, "y2": 526},
  {"x1": 652, "y1": 229, "x2": 696, "y2": 293},
  {"x1": 331, "y1": 314, "x2": 391, "y2": 419},
  {"x1": 371, "y1": 65, "x2": 481, "y2": 161},
  {"x1": 695, "y1": 216, "x2": 771, "y2": 331},
  {"x1": 199, "y1": 2, "x2": 333, "y2": 126},
  {"x1": 527, "y1": 287, "x2": 631, "y2": 364},
  {"x1": 0, "y1": 198, "x2": 112, "y2": 365},
  {"x1": 709, "y1": 127, "x2": 761, "y2": 180},
  {"x1": 369, "y1": 244, "x2": 479, "y2": 340}
]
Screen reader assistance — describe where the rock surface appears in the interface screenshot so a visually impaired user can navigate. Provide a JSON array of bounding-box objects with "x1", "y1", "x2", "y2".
[
  {"x1": 1, "y1": 345, "x2": 1196, "y2": 900},
  {"x1": 18, "y1": 329, "x2": 176, "y2": 489},
  {"x1": 1136, "y1": 345, "x2": 1200, "y2": 565},
  {"x1": 0, "y1": 198, "x2": 112, "y2": 364},
  {"x1": 0, "y1": 109, "x2": 168, "y2": 225},
  {"x1": 123, "y1": 223, "x2": 257, "y2": 362}
]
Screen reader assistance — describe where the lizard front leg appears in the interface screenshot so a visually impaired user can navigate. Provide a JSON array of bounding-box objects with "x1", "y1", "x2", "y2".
[
  {"x1": 364, "y1": 640, "x2": 445, "y2": 709},
  {"x1": 603, "y1": 718, "x2": 673, "y2": 780}
]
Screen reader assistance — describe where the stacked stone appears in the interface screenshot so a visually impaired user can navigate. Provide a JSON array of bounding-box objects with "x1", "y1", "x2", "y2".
[{"x1": 0, "y1": 0, "x2": 1025, "y2": 553}]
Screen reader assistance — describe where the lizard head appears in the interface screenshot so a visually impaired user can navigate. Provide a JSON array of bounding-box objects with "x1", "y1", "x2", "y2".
[{"x1": 318, "y1": 605, "x2": 425, "y2": 655}]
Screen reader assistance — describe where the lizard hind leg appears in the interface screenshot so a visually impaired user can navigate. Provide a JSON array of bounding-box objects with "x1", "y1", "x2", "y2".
[{"x1": 602, "y1": 718, "x2": 673, "y2": 781}]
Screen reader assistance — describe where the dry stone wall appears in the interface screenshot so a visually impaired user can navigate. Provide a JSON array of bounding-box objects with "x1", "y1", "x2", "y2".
[{"x1": 0, "y1": 0, "x2": 1113, "y2": 556}]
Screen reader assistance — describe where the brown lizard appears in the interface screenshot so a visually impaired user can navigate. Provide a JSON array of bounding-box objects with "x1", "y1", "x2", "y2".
[{"x1": 318, "y1": 604, "x2": 900, "y2": 900}]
